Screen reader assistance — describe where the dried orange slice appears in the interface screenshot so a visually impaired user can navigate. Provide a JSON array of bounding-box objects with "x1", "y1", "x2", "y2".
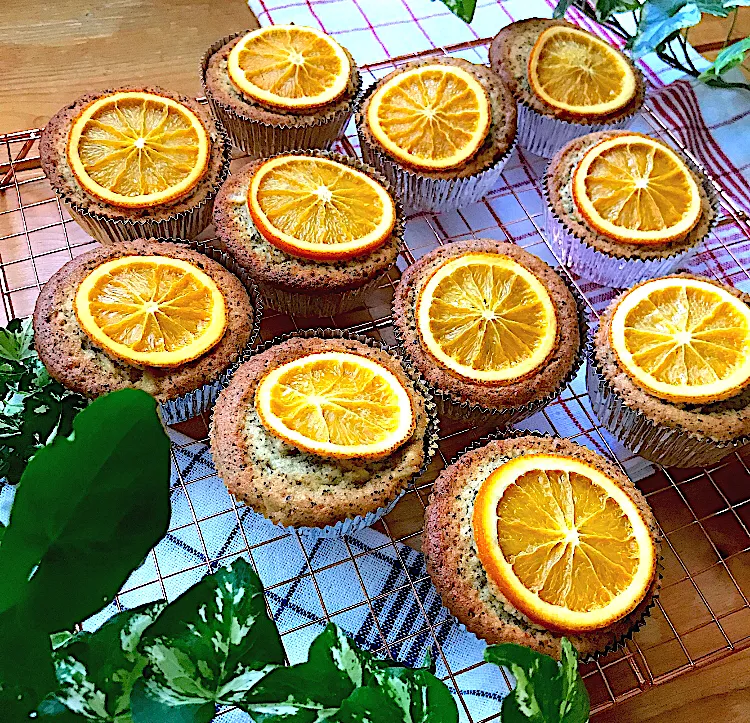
[
  {"x1": 366, "y1": 64, "x2": 490, "y2": 171},
  {"x1": 573, "y1": 135, "x2": 701, "y2": 245},
  {"x1": 528, "y1": 26, "x2": 636, "y2": 116},
  {"x1": 67, "y1": 91, "x2": 210, "y2": 209},
  {"x1": 416, "y1": 254, "x2": 557, "y2": 383},
  {"x1": 610, "y1": 277, "x2": 750, "y2": 403},
  {"x1": 74, "y1": 256, "x2": 227, "y2": 368},
  {"x1": 473, "y1": 453, "x2": 656, "y2": 633},
  {"x1": 227, "y1": 25, "x2": 351, "y2": 110},
  {"x1": 255, "y1": 351, "x2": 414, "y2": 460},
  {"x1": 248, "y1": 155, "x2": 396, "y2": 260}
]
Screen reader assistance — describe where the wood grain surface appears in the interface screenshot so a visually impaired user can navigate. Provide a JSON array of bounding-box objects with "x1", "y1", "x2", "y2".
[{"x1": 0, "y1": 0, "x2": 259, "y2": 134}]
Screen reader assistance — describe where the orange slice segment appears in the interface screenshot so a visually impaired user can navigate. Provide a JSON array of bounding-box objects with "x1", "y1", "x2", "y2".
[
  {"x1": 67, "y1": 91, "x2": 210, "y2": 209},
  {"x1": 227, "y1": 25, "x2": 351, "y2": 110},
  {"x1": 528, "y1": 26, "x2": 636, "y2": 116},
  {"x1": 473, "y1": 453, "x2": 656, "y2": 633},
  {"x1": 255, "y1": 351, "x2": 415, "y2": 460},
  {"x1": 74, "y1": 256, "x2": 227, "y2": 368},
  {"x1": 415, "y1": 253, "x2": 557, "y2": 383},
  {"x1": 248, "y1": 155, "x2": 396, "y2": 260},
  {"x1": 610, "y1": 276, "x2": 750, "y2": 403},
  {"x1": 573, "y1": 135, "x2": 702, "y2": 245},
  {"x1": 366, "y1": 64, "x2": 491, "y2": 171}
]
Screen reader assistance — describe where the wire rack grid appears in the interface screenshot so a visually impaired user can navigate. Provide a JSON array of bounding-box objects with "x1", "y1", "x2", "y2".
[{"x1": 1, "y1": 36, "x2": 750, "y2": 722}]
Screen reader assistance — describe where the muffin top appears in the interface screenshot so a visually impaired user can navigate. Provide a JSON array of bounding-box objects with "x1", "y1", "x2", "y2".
[
  {"x1": 357, "y1": 57, "x2": 516, "y2": 180},
  {"x1": 490, "y1": 18, "x2": 644, "y2": 123},
  {"x1": 40, "y1": 87, "x2": 228, "y2": 221},
  {"x1": 424, "y1": 434, "x2": 661, "y2": 659},
  {"x1": 33, "y1": 239, "x2": 255, "y2": 403},
  {"x1": 210, "y1": 335, "x2": 432, "y2": 528},
  {"x1": 392, "y1": 239, "x2": 582, "y2": 411},
  {"x1": 213, "y1": 151, "x2": 402, "y2": 294},
  {"x1": 547, "y1": 131, "x2": 716, "y2": 260},
  {"x1": 594, "y1": 273, "x2": 750, "y2": 441},
  {"x1": 203, "y1": 27, "x2": 361, "y2": 126}
]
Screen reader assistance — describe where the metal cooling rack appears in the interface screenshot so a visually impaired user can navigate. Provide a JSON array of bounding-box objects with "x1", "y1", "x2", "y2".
[{"x1": 1, "y1": 36, "x2": 750, "y2": 720}]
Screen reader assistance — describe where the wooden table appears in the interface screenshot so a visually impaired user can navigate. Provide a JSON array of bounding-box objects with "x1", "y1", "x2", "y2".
[{"x1": 2, "y1": 2, "x2": 750, "y2": 721}]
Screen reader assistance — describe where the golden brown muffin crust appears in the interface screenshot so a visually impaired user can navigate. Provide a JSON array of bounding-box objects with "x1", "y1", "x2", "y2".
[
  {"x1": 210, "y1": 336, "x2": 430, "y2": 528},
  {"x1": 489, "y1": 18, "x2": 644, "y2": 123},
  {"x1": 40, "y1": 86, "x2": 228, "y2": 221},
  {"x1": 423, "y1": 435, "x2": 661, "y2": 659},
  {"x1": 392, "y1": 239, "x2": 581, "y2": 411},
  {"x1": 546, "y1": 131, "x2": 715, "y2": 260},
  {"x1": 33, "y1": 239, "x2": 254, "y2": 403},
  {"x1": 357, "y1": 57, "x2": 517, "y2": 180},
  {"x1": 594, "y1": 273, "x2": 750, "y2": 441}
]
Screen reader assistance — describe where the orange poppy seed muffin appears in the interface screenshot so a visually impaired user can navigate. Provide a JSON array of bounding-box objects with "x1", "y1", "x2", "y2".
[
  {"x1": 490, "y1": 19, "x2": 644, "y2": 158},
  {"x1": 392, "y1": 239, "x2": 584, "y2": 427},
  {"x1": 210, "y1": 333, "x2": 436, "y2": 531},
  {"x1": 589, "y1": 274, "x2": 750, "y2": 467},
  {"x1": 545, "y1": 131, "x2": 717, "y2": 288},
  {"x1": 213, "y1": 151, "x2": 402, "y2": 317},
  {"x1": 202, "y1": 26, "x2": 361, "y2": 157},
  {"x1": 357, "y1": 57, "x2": 516, "y2": 212},
  {"x1": 33, "y1": 239, "x2": 257, "y2": 422},
  {"x1": 40, "y1": 87, "x2": 229, "y2": 244},
  {"x1": 424, "y1": 434, "x2": 661, "y2": 659}
]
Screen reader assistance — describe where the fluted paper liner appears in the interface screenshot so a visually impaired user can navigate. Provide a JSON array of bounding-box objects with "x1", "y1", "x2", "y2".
[
  {"x1": 356, "y1": 81, "x2": 517, "y2": 214},
  {"x1": 212, "y1": 328, "x2": 440, "y2": 539},
  {"x1": 394, "y1": 269, "x2": 589, "y2": 429},
  {"x1": 544, "y1": 149, "x2": 720, "y2": 288},
  {"x1": 58, "y1": 126, "x2": 231, "y2": 246},
  {"x1": 587, "y1": 344, "x2": 750, "y2": 468},
  {"x1": 221, "y1": 148, "x2": 404, "y2": 318},
  {"x1": 159, "y1": 240, "x2": 263, "y2": 426},
  {"x1": 437, "y1": 428, "x2": 660, "y2": 661},
  {"x1": 201, "y1": 32, "x2": 362, "y2": 158}
]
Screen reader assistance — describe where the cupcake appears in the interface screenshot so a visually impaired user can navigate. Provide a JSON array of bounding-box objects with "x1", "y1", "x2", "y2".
[
  {"x1": 210, "y1": 331, "x2": 437, "y2": 534},
  {"x1": 213, "y1": 150, "x2": 402, "y2": 317},
  {"x1": 202, "y1": 25, "x2": 361, "y2": 157},
  {"x1": 424, "y1": 433, "x2": 661, "y2": 659},
  {"x1": 490, "y1": 19, "x2": 644, "y2": 158},
  {"x1": 40, "y1": 87, "x2": 230, "y2": 244},
  {"x1": 392, "y1": 239, "x2": 585, "y2": 427},
  {"x1": 589, "y1": 274, "x2": 750, "y2": 467},
  {"x1": 356, "y1": 57, "x2": 516, "y2": 213},
  {"x1": 33, "y1": 239, "x2": 259, "y2": 424},
  {"x1": 545, "y1": 131, "x2": 717, "y2": 288}
]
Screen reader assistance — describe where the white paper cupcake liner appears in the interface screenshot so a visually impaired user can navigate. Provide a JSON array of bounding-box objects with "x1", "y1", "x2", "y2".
[
  {"x1": 543, "y1": 151, "x2": 719, "y2": 288},
  {"x1": 159, "y1": 240, "x2": 263, "y2": 426},
  {"x1": 59, "y1": 127, "x2": 231, "y2": 246},
  {"x1": 201, "y1": 32, "x2": 361, "y2": 158},
  {"x1": 393, "y1": 270, "x2": 589, "y2": 428},
  {"x1": 441, "y1": 428, "x2": 660, "y2": 661},
  {"x1": 356, "y1": 81, "x2": 516, "y2": 214},
  {"x1": 586, "y1": 347, "x2": 750, "y2": 468},
  {"x1": 516, "y1": 98, "x2": 640, "y2": 159},
  {"x1": 216, "y1": 328, "x2": 440, "y2": 539}
]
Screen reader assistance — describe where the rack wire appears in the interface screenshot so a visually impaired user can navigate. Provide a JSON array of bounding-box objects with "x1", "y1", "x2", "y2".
[{"x1": 1, "y1": 36, "x2": 750, "y2": 721}]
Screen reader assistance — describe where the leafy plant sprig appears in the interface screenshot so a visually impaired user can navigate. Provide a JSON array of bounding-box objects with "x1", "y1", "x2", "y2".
[
  {"x1": 437, "y1": 0, "x2": 750, "y2": 91},
  {"x1": 0, "y1": 318, "x2": 88, "y2": 484}
]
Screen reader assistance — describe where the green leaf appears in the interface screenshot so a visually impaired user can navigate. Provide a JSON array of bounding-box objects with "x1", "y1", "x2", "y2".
[
  {"x1": 484, "y1": 641, "x2": 589, "y2": 723},
  {"x1": 553, "y1": 0, "x2": 575, "y2": 18},
  {"x1": 436, "y1": 0, "x2": 477, "y2": 22},
  {"x1": 46, "y1": 604, "x2": 164, "y2": 721},
  {"x1": 242, "y1": 624, "x2": 458, "y2": 723},
  {"x1": 595, "y1": 0, "x2": 642, "y2": 21},
  {"x1": 0, "y1": 389, "x2": 171, "y2": 714},
  {"x1": 0, "y1": 318, "x2": 36, "y2": 362},
  {"x1": 129, "y1": 679, "x2": 215, "y2": 723},
  {"x1": 695, "y1": 0, "x2": 731, "y2": 15},
  {"x1": 699, "y1": 37, "x2": 750, "y2": 80},
  {"x1": 631, "y1": 0, "x2": 702, "y2": 57},
  {"x1": 135, "y1": 557, "x2": 285, "y2": 717}
]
